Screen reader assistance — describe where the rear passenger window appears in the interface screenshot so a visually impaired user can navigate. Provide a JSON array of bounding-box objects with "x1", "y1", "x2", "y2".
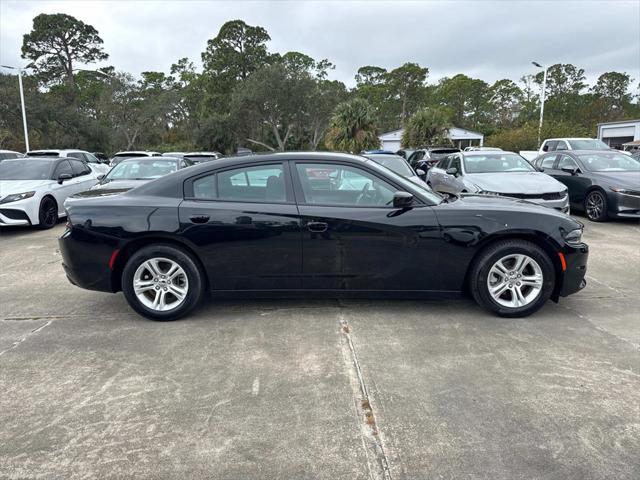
[
  {"x1": 53, "y1": 160, "x2": 73, "y2": 178},
  {"x1": 198, "y1": 164, "x2": 286, "y2": 202},
  {"x1": 69, "y1": 159, "x2": 91, "y2": 176}
]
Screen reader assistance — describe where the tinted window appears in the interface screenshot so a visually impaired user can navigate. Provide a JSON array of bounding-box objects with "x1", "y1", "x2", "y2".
[
  {"x1": 449, "y1": 155, "x2": 461, "y2": 171},
  {"x1": 83, "y1": 152, "x2": 99, "y2": 164},
  {"x1": 53, "y1": 160, "x2": 73, "y2": 178},
  {"x1": 0, "y1": 160, "x2": 52, "y2": 180},
  {"x1": 366, "y1": 155, "x2": 414, "y2": 177},
  {"x1": 541, "y1": 155, "x2": 557, "y2": 169},
  {"x1": 437, "y1": 157, "x2": 451, "y2": 169},
  {"x1": 218, "y1": 164, "x2": 285, "y2": 202},
  {"x1": 69, "y1": 159, "x2": 91, "y2": 176},
  {"x1": 544, "y1": 141, "x2": 558, "y2": 152},
  {"x1": 67, "y1": 152, "x2": 84, "y2": 160},
  {"x1": 556, "y1": 141, "x2": 568, "y2": 151},
  {"x1": 0, "y1": 152, "x2": 20, "y2": 160},
  {"x1": 557, "y1": 155, "x2": 578, "y2": 170},
  {"x1": 192, "y1": 174, "x2": 217, "y2": 200},
  {"x1": 296, "y1": 163, "x2": 396, "y2": 207}
]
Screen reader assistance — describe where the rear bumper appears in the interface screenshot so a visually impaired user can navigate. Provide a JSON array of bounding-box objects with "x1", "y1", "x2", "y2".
[
  {"x1": 559, "y1": 243, "x2": 589, "y2": 297},
  {"x1": 59, "y1": 228, "x2": 118, "y2": 293}
]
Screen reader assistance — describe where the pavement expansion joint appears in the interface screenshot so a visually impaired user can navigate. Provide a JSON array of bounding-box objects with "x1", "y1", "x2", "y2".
[{"x1": 338, "y1": 310, "x2": 393, "y2": 480}]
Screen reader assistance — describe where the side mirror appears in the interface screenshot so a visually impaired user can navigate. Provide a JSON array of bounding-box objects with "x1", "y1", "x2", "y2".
[
  {"x1": 561, "y1": 166, "x2": 579, "y2": 175},
  {"x1": 416, "y1": 168, "x2": 426, "y2": 179},
  {"x1": 392, "y1": 191, "x2": 413, "y2": 209},
  {"x1": 446, "y1": 167, "x2": 458, "y2": 176},
  {"x1": 58, "y1": 173, "x2": 72, "y2": 184},
  {"x1": 97, "y1": 174, "x2": 105, "y2": 181}
]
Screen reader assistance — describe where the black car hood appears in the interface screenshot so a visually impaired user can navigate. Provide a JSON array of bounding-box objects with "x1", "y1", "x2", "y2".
[{"x1": 588, "y1": 171, "x2": 640, "y2": 190}]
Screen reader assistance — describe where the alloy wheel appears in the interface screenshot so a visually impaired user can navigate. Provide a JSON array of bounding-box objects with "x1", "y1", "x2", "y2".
[
  {"x1": 41, "y1": 199, "x2": 57, "y2": 227},
  {"x1": 133, "y1": 257, "x2": 189, "y2": 312},
  {"x1": 586, "y1": 192, "x2": 604, "y2": 220},
  {"x1": 487, "y1": 254, "x2": 543, "y2": 308}
]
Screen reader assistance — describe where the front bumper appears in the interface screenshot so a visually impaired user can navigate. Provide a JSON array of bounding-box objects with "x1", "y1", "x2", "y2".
[
  {"x1": 559, "y1": 242, "x2": 589, "y2": 297},
  {"x1": 0, "y1": 208, "x2": 31, "y2": 226},
  {"x1": 608, "y1": 191, "x2": 640, "y2": 218},
  {"x1": 528, "y1": 195, "x2": 570, "y2": 214}
]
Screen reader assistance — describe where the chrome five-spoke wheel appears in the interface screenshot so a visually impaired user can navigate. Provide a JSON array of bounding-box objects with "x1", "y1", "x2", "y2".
[
  {"x1": 133, "y1": 257, "x2": 189, "y2": 312},
  {"x1": 487, "y1": 253, "x2": 543, "y2": 308}
]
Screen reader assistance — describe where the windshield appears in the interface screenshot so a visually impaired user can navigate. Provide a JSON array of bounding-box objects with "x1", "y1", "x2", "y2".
[
  {"x1": 0, "y1": 160, "x2": 52, "y2": 180},
  {"x1": 367, "y1": 155, "x2": 415, "y2": 177},
  {"x1": 568, "y1": 139, "x2": 610, "y2": 150},
  {"x1": 577, "y1": 153, "x2": 640, "y2": 172},
  {"x1": 464, "y1": 153, "x2": 535, "y2": 173},
  {"x1": 105, "y1": 160, "x2": 178, "y2": 181}
]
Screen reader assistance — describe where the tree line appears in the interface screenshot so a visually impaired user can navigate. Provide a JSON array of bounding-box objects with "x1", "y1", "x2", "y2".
[{"x1": 1, "y1": 13, "x2": 638, "y2": 155}]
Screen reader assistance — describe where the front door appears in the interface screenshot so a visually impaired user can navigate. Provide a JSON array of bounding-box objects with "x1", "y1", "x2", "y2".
[
  {"x1": 292, "y1": 161, "x2": 441, "y2": 291},
  {"x1": 179, "y1": 162, "x2": 302, "y2": 290}
]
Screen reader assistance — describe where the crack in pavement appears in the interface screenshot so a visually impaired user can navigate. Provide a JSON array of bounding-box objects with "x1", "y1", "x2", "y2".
[
  {"x1": 0, "y1": 320, "x2": 52, "y2": 357},
  {"x1": 338, "y1": 309, "x2": 393, "y2": 480}
]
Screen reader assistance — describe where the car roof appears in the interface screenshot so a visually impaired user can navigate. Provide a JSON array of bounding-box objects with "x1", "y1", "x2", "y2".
[
  {"x1": 564, "y1": 149, "x2": 626, "y2": 155},
  {"x1": 117, "y1": 156, "x2": 181, "y2": 163},
  {"x1": 114, "y1": 151, "x2": 160, "y2": 156},
  {"x1": 464, "y1": 150, "x2": 518, "y2": 156},
  {"x1": 544, "y1": 138, "x2": 595, "y2": 141}
]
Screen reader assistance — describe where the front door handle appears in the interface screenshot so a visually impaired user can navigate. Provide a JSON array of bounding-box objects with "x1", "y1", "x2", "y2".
[
  {"x1": 307, "y1": 221, "x2": 328, "y2": 233},
  {"x1": 189, "y1": 215, "x2": 210, "y2": 224}
]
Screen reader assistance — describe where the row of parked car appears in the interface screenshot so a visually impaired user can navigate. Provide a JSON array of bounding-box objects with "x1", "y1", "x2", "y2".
[
  {"x1": 0, "y1": 149, "x2": 223, "y2": 229},
  {"x1": 366, "y1": 138, "x2": 640, "y2": 222}
]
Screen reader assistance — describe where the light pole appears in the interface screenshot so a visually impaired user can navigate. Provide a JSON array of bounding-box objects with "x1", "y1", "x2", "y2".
[
  {"x1": 1, "y1": 65, "x2": 30, "y2": 151},
  {"x1": 532, "y1": 61, "x2": 547, "y2": 149}
]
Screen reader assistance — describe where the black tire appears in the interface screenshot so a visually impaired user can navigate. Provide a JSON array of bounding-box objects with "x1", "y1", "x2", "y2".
[
  {"x1": 37, "y1": 196, "x2": 58, "y2": 229},
  {"x1": 584, "y1": 190, "x2": 608, "y2": 222},
  {"x1": 122, "y1": 244, "x2": 205, "y2": 321},
  {"x1": 469, "y1": 240, "x2": 556, "y2": 318}
]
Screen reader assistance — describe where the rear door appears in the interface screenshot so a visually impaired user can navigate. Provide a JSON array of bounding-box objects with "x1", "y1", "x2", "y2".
[
  {"x1": 69, "y1": 159, "x2": 98, "y2": 192},
  {"x1": 179, "y1": 161, "x2": 303, "y2": 290},
  {"x1": 292, "y1": 161, "x2": 441, "y2": 291}
]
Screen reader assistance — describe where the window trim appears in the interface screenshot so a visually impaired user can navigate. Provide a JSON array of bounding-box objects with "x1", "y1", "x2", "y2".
[
  {"x1": 182, "y1": 161, "x2": 295, "y2": 205},
  {"x1": 291, "y1": 159, "x2": 425, "y2": 209}
]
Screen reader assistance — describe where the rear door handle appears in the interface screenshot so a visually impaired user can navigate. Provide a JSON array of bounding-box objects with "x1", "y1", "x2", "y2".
[
  {"x1": 189, "y1": 215, "x2": 210, "y2": 224},
  {"x1": 306, "y1": 221, "x2": 328, "y2": 233}
]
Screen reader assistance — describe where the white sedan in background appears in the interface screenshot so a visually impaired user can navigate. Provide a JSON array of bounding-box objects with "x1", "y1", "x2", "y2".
[
  {"x1": 0, "y1": 157, "x2": 99, "y2": 229},
  {"x1": 27, "y1": 149, "x2": 110, "y2": 175}
]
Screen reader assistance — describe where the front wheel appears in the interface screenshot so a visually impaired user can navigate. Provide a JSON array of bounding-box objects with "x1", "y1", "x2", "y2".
[
  {"x1": 122, "y1": 244, "x2": 204, "y2": 321},
  {"x1": 469, "y1": 240, "x2": 556, "y2": 317},
  {"x1": 585, "y1": 190, "x2": 608, "y2": 222},
  {"x1": 37, "y1": 196, "x2": 58, "y2": 229}
]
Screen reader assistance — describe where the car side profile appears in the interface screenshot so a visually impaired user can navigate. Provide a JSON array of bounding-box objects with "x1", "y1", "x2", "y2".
[
  {"x1": 60, "y1": 152, "x2": 588, "y2": 321},
  {"x1": 532, "y1": 150, "x2": 640, "y2": 221},
  {"x1": 426, "y1": 151, "x2": 570, "y2": 213},
  {"x1": 0, "y1": 157, "x2": 99, "y2": 228}
]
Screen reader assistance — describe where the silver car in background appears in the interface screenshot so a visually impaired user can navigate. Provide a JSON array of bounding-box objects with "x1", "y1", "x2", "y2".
[{"x1": 426, "y1": 151, "x2": 570, "y2": 213}]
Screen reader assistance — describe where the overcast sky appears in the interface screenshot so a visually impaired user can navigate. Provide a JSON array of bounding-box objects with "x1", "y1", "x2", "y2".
[{"x1": 1, "y1": 0, "x2": 639, "y2": 89}]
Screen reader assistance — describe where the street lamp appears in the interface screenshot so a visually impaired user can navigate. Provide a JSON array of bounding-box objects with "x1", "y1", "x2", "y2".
[
  {"x1": 1, "y1": 64, "x2": 30, "y2": 152},
  {"x1": 532, "y1": 61, "x2": 548, "y2": 149}
]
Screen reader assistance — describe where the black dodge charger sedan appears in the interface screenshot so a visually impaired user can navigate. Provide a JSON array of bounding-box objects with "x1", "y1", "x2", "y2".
[{"x1": 60, "y1": 152, "x2": 588, "y2": 321}]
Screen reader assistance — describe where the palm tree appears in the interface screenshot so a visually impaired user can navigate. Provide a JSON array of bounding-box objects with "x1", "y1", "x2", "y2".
[
  {"x1": 401, "y1": 107, "x2": 451, "y2": 148},
  {"x1": 324, "y1": 98, "x2": 379, "y2": 153}
]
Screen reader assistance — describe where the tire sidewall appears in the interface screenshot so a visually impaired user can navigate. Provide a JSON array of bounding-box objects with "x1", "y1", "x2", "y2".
[
  {"x1": 122, "y1": 245, "x2": 203, "y2": 321},
  {"x1": 38, "y1": 196, "x2": 58, "y2": 229},
  {"x1": 472, "y1": 242, "x2": 555, "y2": 317},
  {"x1": 585, "y1": 190, "x2": 607, "y2": 222}
]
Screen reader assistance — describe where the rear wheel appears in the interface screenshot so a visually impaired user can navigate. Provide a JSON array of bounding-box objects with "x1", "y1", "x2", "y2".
[
  {"x1": 469, "y1": 240, "x2": 555, "y2": 317},
  {"x1": 585, "y1": 190, "x2": 608, "y2": 222},
  {"x1": 37, "y1": 196, "x2": 58, "y2": 229},
  {"x1": 122, "y1": 244, "x2": 204, "y2": 321}
]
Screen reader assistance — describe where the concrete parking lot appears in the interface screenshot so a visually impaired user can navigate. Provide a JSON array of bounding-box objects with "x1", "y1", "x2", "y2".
[{"x1": 1, "y1": 217, "x2": 639, "y2": 479}]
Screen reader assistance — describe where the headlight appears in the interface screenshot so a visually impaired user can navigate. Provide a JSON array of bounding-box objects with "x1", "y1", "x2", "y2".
[
  {"x1": 0, "y1": 191, "x2": 36, "y2": 204},
  {"x1": 610, "y1": 187, "x2": 640, "y2": 196},
  {"x1": 563, "y1": 228, "x2": 583, "y2": 245}
]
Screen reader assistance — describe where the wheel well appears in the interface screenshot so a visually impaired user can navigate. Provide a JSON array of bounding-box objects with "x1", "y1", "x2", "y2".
[
  {"x1": 111, "y1": 237, "x2": 209, "y2": 292},
  {"x1": 463, "y1": 232, "x2": 564, "y2": 300}
]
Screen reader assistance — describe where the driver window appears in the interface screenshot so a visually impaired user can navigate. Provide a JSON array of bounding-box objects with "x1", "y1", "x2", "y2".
[
  {"x1": 53, "y1": 160, "x2": 73, "y2": 178},
  {"x1": 449, "y1": 155, "x2": 461, "y2": 171},
  {"x1": 295, "y1": 163, "x2": 396, "y2": 207},
  {"x1": 558, "y1": 155, "x2": 578, "y2": 170}
]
